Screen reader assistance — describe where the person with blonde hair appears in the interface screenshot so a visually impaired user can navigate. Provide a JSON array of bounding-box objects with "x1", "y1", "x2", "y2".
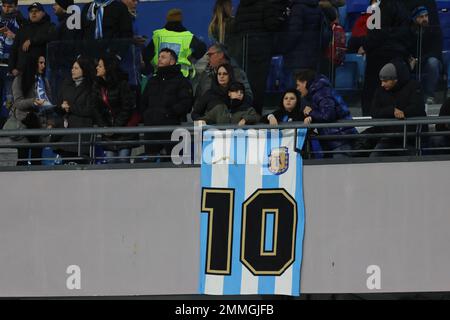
[{"x1": 208, "y1": 0, "x2": 233, "y2": 44}]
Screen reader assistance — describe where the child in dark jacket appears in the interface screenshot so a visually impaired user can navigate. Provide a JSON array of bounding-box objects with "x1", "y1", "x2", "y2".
[
  {"x1": 264, "y1": 89, "x2": 304, "y2": 125},
  {"x1": 198, "y1": 81, "x2": 260, "y2": 125}
]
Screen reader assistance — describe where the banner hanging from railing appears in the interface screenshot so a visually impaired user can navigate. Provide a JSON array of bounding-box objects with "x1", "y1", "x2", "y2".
[{"x1": 199, "y1": 128, "x2": 307, "y2": 296}]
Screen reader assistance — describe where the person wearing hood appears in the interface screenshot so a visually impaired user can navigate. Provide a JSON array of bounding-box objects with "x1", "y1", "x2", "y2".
[
  {"x1": 8, "y1": 2, "x2": 56, "y2": 76},
  {"x1": 370, "y1": 59, "x2": 426, "y2": 157},
  {"x1": 295, "y1": 69, "x2": 357, "y2": 158},
  {"x1": 144, "y1": 8, "x2": 207, "y2": 78},
  {"x1": 140, "y1": 48, "x2": 193, "y2": 157},
  {"x1": 197, "y1": 81, "x2": 259, "y2": 125},
  {"x1": 81, "y1": 0, "x2": 133, "y2": 40}
]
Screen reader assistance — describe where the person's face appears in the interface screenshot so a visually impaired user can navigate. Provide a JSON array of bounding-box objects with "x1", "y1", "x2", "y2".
[
  {"x1": 52, "y1": 3, "x2": 65, "y2": 15},
  {"x1": 207, "y1": 47, "x2": 225, "y2": 68},
  {"x1": 217, "y1": 66, "x2": 230, "y2": 87},
  {"x1": 415, "y1": 13, "x2": 429, "y2": 27},
  {"x1": 283, "y1": 92, "x2": 297, "y2": 112},
  {"x1": 96, "y1": 59, "x2": 106, "y2": 78},
  {"x1": 381, "y1": 79, "x2": 397, "y2": 91},
  {"x1": 2, "y1": 3, "x2": 17, "y2": 15},
  {"x1": 296, "y1": 80, "x2": 308, "y2": 97},
  {"x1": 158, "y1": 51, "x2": 175, "y2": 67},
  {"x1": 71, "y1": 62, "x2": 83, "y2": 80},
  {"x1": 228, "y1": 89, "x2": 244, "y2": 101},
  {"x1": 122, "y1": 0, "x2": 138, "y2": 11},
  {"x1": 37, "y1": 56, "x2": 46, "y2": 74},
  {"x1": 29, "y1": 8, "x2": 45, "y2": 23}
]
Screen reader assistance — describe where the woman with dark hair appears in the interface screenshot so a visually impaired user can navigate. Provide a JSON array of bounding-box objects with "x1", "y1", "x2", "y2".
[
  {"x1": 5, "y1": 55, "x2": 53, "y2": 165},
  {"x1": 91, "y1": 54, "x2": 135, "y2": 163},
  {"x1": 191, "y1": 63, "x2": 235, "y2": 120},
  {"x1": 264, "y1": 89, "x2": 304, "y2": 125},
  {"x1": 55, "y1": 55, "x2": 96, "y2": 163}
]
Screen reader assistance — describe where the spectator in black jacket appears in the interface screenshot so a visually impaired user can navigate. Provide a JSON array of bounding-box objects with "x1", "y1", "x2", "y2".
[
  {"x1": 55, "y1": 56, "x2": 96, "y2": 163},
  {"x1": 264, "y1": 89, "x2": 304, "y2": 125},
  {"x1": 53, "y1": 0, "x2": 81, "y2": 41},
  {"x1": 360, "y1": 0, "x2": 412, "y2": 116},
  {"x1": 370, "y1": 59, "x2": 426, "y2": 157},
  {"x1": 81, "y1": 0, "x2": 133, "y2": 40},
  {"x1": 9, "y1": 2, "x2": 56, "y2": 76},
  {"x1": 408, "y1": 5, "x2": 443, "y2": 105},
  {"x1": 140, "y1": 48, "x2": 193, "y2": 157},
  {"x1": 91, "y1": 54, "x2": 135, "y2": 163}
]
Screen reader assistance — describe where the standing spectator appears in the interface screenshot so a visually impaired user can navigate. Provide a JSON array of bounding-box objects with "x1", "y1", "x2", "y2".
[
  {"x1": 140, "y1": 48, "x2": 193, "y2": 158},
  {"x1": 52, "y1": 0, "x2": 80, "y2": 41},
  {"x1": 81, "y1": 0, "x2": 133, "y2": 40},
  {"x1": 194, "y1": 43, "x2": 252, "y2": 105},
  {"x1": 370, "y1": 60, "x2": 426, "y2": 157},
  {"x1": 144, "y1": 8, "x2": 207, "y2": 78},
  {"x1": 197, "y1": 81, "x2": 259, "y2": 125},
  {"x1": 360, "y1": 0, "x2": 412, "y2": 116},
  {"x1": 319, "y1": 0, "x2": 345, "y2": 21},
  {"x1": 9, "y1": 2, "x2": 56, "y2": 76},
  {"x1": 347, "y1": 0, "x2": 378, "y2": 54},
  {"x1": 0, "y1": 0, "x2": 25, "y2": 127},
  {"x1": 408, "y1": 6, "x2": 443, "y2": 105},
  {"x1": 91, "y1": 54, "x2": 135, "y2": 163},
  {"x1": 295, "y1": 69, "x2": 356, "y2": 158},
  {"x1": 208, "y1": 0, "x2": 234, "y2": 45},
  {"x1": 191, "y1": 63, "x2": 234, "y2": 121},
  {"x1": 5, "y1": 55, "x2": 53, "y2": 165},
  {"x1": 55, "y1": 56, "x2": 96, "y2": 163},
  {"x1": 281, "y1": 0, "x2": 327, "y2": 88}
]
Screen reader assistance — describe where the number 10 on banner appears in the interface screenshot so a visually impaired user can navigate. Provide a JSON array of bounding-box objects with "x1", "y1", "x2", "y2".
[{"x1": 201, "y1": 188, "x2": 298, "y2": 276}]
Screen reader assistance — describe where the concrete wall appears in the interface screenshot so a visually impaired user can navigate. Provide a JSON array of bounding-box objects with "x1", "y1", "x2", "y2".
[{"x1": 0, "y1": 160, "x2": 450, "y2": 296}]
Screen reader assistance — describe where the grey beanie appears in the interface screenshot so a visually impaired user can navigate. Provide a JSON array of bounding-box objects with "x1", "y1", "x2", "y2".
[{"x1": 379, "y1": 63, "x2": 398, "y2": 81}]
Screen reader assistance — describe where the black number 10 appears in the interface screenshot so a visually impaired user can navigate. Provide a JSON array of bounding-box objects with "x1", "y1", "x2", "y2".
[{"x1": 201, "y1": 188, "x2": 298, "y2": 276}]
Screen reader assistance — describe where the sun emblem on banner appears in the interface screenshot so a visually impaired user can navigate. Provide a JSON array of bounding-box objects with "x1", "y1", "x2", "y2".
[{"x1": 268, "y1": 147, "x2": 289, "y2": 175}]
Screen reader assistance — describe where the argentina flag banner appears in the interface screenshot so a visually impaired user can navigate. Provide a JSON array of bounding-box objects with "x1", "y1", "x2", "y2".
[{"x1": 199, "y1": 128, "x2": 307, "y2": 296}]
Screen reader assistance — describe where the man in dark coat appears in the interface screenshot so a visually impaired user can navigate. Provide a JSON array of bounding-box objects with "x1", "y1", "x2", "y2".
[
  {"x1": 360, "y1": 0, "x2": 412, "y2": 116},
  {"x1": 8, "y1": 2, "x2": 56, "y2": 75},
  {"x1": 370, "y1": 59, "x2": 426, "y2": 157},
  {"x1": 140, "y1": 48, "x2": 193, "y2": 156},
  {"x1": 52, "y1": 0, "x2": 81, "y2": 41},
  {"x1": 81, "y1": 0, "x2": 133, "y2": 40},
  {"x1": 408, "y1": 5, "x2": 443, "y2": 104}
]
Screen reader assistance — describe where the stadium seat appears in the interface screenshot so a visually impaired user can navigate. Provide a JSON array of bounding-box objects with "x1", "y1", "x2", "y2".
[
  {"x1": 439, "y1": 10, "x2": 450, "y2": 50},
  {"x1": 334, "y1": 61, "x2": 358, "y2": 91},
  {"x1": 345, "y1": 53, "x2": 366, "y2": 84},
  {"x1": 41, "y1": 147, "x2": 60, "y2": 166},
  {"x1": 266, "y1": 55, "x2": 285, "y2": 93}
]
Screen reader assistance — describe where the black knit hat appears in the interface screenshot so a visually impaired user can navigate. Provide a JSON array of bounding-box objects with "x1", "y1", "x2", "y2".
[
  {"x1": 55, "y1": 0, "x2": 74, "y2": 10},
  {"x1": 28, "y1": 2, "x2": 44, "y2": 11},
  {"x1": 228, "y1": 81, "x2": 245, "y2": 94}
]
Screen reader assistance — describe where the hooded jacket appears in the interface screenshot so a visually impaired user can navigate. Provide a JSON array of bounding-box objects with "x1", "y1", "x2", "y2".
[
  {"x1": 370, "y1": 58, "x2": 426, "y2": 132},
  {"x1": 8, "y1": 13, "x2": 56, "y2": 72},
  {"x1": 306, "y1": 74, "x2": 357, "y2": 149}
]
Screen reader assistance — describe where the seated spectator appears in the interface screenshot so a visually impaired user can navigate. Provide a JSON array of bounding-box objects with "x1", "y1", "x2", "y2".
[
  {"x1": 54, "y1": 56, "x2": 96, "y2": 163},
  {"x1": 370, "y1": 60, "x2": 426, "y2": 157},
  {"x1": 191, "y1": 63, "x2": 234, "y2": 121},
  {"x1": 295, "y1": 69, "x2": 356, "y2": 158},
  {"x1": 197, "y1": 81, "x2": 259, "y2": 125},
  {"x1": 91, "y1": 54, "x2": 135, "y2": 164},
  {"x1": 4, "y1": 55, "x2": 53, "y2": 165},
  {"x1": 81, "y1": 0, "x2": 132, "y2": 40},
  {"x1": 194, "y1": 43, "x2": 253, "y2": 105},
  {"x1": 408, "y1": 5, "x2": 443, "y2": 105},
  {"x1": 143, "y1": 8, "x2": 206, "y2": 78},
  {"x1": 9, "y1": 2, "x2": 56, "y2": 76},
  {"x1": 140, "y1": 48, "x2": 193, "y2": 159},
  {"x1": 264, "y1": 89, "x2": 304, "y2": 125}
]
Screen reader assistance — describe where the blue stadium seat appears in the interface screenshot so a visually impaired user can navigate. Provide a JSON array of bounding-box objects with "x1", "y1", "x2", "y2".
[
  {"x1": 439, "y1": 10, "x2": 450, "y2": 50},
  {"x1": 41, "y1": 147, "x2": 61, "y2": 166},
  {"x1": 345, "y1": 53, "x2": 366, "y2": 84},
  {"x1": 346, "y1": 0, "x2": 368, "y2": 14},
  {"x1": 335, "y1": 61, "x2": 359, "y2": 91},
  {"x1": 266, "y1": 55, "x2": 285, "y2": 93}
]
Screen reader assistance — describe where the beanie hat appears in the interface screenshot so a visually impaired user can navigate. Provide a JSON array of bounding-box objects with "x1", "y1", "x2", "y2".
[
  {"x1": 166, "y1": 8, "x2": 183, "y2": 22},
  {"x1": 379, "y1": 63, "x2": 398, "y2": 81},
  {"x1": 55, "y1": 0, "x2": 74, "y2": 10},
  {"x1": 229, "y1": 81, "x2": 245, "y2": 94},
  {"x1": 412, "y1": 6, "x2": 428, "y2": 20}
]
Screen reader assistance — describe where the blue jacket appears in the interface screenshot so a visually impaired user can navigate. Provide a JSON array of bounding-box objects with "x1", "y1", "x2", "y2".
[
  {"x1": 281, "y1": 0, "x2": 327, "y2": 70},
  {"x1": 306, "y1": 74, "x2": 357, "y2": 149}
]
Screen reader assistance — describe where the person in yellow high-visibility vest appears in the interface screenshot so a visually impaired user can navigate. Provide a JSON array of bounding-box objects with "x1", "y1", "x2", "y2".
[{"x1": 143, "y1": 8, "x2": 207, "y2": 78}]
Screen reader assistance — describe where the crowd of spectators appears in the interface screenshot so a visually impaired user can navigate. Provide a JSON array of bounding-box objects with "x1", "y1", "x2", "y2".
[{"x1": 0, "y1": 0, "x2": 449, "y2": 164}]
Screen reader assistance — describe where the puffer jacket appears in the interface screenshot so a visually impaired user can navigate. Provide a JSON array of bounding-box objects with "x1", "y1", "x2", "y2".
[{"x1": 306, "y1": 74, "x2": 357, "y2": 149}]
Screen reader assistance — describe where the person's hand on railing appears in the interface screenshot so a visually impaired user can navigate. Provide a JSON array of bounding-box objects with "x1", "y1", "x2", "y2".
[
  {"x1": 267, "y1": 114, "x2": 278, "y2": 126},
  {"x1": 394, "y1": 108, "x2": 405, "y2": 120},
  {"x1": 303, "y1": 106, "x2": 312, "y2": 117},
  {"x1": 304, "y1": 116, "x2": 312, "y2": 125},
  {"x1": 238, "y1": 119, "x2": 246, "y2": 126},
  {"x1": 195, "y1": 120, "x2": 207, "y2": 126}
]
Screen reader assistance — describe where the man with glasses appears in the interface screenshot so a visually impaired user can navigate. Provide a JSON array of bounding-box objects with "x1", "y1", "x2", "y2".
[{"x1": 194, "y1": 43, "x2": 253, "y2": 106}]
